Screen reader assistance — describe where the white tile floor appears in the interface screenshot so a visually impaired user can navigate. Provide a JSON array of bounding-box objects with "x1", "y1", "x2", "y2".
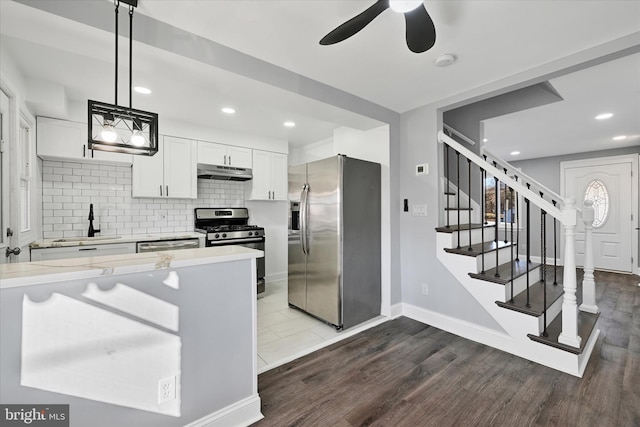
[
  {"x1": 257, "y1": 280, "x2": 340, "y2": 372},
  {"x1": 256, "y1": 280, "x2": 389, "y2": 373}
]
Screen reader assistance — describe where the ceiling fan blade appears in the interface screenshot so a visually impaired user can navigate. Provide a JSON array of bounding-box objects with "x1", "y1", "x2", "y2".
[
  {"x1": 320, "y1": 0, "x2": 389, "y2": 45},
  {"x1": 404, "y1": 4, "x2": 436, "y2": 53}
]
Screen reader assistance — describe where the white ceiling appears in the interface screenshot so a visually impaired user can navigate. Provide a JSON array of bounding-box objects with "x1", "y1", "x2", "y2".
[{"x1": 1, "y1": 0, "x2": 639, "y2": 157}]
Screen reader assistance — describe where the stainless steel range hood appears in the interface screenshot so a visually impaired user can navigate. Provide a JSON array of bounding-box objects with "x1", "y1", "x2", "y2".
[{"x1": 197, "y1": 164, "x2": 252, "y2": 181}]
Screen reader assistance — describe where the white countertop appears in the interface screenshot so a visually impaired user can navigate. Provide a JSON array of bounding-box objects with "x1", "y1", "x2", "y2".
[
  {"x1": 29, "y1": 232, "x2": 205, "y2": 249},
  {"x1": 0, "y1": 246, "x2": 262, "y2": 289}
]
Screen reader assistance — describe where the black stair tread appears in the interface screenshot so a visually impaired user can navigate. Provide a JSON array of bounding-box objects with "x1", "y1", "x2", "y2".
[
  {"x1": 435, "y1": 223, "x2": 486, "y2": 233},
  {"x1": 469, "y1": 259, "x2": 540, "y2": 285},
  {"x1": 527, "y1": 311, "x2": 600, "y2": 354},
  {"x1": 445, "y1": 240, "x2": 514, "y2": 257},
  {"x1": 444, "y1": 207, "x2": 473, "y2": 211},
  {"x1": 496, "y1": 280, "x2": 564, "y2": 316}
]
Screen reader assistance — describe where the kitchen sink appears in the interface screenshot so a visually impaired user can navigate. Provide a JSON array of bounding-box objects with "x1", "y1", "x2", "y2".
[{"x1": 52, "y1": 236, "x2": 122, "y2": 243}]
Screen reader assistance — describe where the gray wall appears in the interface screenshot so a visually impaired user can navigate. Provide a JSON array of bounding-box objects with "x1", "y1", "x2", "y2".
[
  {"x1": 512, "y1": 147, "x2": 640, "y2": 268},
  {"x1": 0, "y1": 260, "x2": 256, "y2": 427}
]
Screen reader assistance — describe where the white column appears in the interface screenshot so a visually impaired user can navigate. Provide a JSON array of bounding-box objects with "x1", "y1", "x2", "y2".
[
  {"x1": 580, "y1": 200, "x2": 598, "y2": 314},
  {"x1": 558, "y1": 197, "x2": 582, "y2": 348}
]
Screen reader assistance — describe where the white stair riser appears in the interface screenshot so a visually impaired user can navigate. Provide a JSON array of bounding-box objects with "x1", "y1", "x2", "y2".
[
  {"x1": 498, "y1": 265, "x2": 543, "y2": 301},
  {"x1": 443, "y1": 227, "x2": 497, "y2": 247},
  {"x1": 446, "y1": 210, "x2": 472, "y2": 225},
  {"x1": 473, "y1": 245, "x2": 520, "y2": 273},
  {"x1": 538, "y1": 294, "x2": 564, "y2": 334}
]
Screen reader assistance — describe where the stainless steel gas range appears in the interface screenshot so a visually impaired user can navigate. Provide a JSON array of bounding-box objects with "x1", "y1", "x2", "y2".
[{"x1": 194, "y1": 208, "x2": 266, "y2": 293}]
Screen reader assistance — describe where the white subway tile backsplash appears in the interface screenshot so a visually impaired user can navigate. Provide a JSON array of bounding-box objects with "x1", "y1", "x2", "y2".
[{"x1": 41, "y1": 160, "x2": 245, "y2": 239}]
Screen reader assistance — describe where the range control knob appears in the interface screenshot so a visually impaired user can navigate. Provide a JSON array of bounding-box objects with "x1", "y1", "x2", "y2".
[
  {"x1": 248, "y1": 232, "x2": 253, "y2": 236},
  {"x1": 214, "y1": 233, "x2": 220, "y2": 238},
  {"x1": 222, "y1": 233, "x2": 227, "y2": 238}
]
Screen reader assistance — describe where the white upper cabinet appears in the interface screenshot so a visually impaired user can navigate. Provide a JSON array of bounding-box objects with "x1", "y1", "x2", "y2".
[
  {"x1": 246, "y1": 150, "x2": 287, "y2": 201},
  {"x1": 132, "y1": 136, "x2": 197, "y2": 199},
  {"x1": 197, "y1": 141, "x2": 252, "y2": 169},
  {"x1": 36, "y1": 117, "x2": 132, "y2": 164}
]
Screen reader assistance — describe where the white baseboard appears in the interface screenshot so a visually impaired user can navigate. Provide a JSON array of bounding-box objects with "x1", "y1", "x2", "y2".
[
  {"x1": 184, "y1": 395, "x2": 263, "y2": 427},
  {"x1": 265, "y1": 271, "x2": 287, "y2": 283},
  {"x1": 387, "y1": 303, "x2": 403, "y2": 319}
]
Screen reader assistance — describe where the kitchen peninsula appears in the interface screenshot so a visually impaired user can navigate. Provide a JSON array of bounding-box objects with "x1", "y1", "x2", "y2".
[{"x1": 0, "y1": 246, "x2": 263, "y2": 427}]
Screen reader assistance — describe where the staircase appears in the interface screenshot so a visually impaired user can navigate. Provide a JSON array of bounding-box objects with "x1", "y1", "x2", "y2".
[{"x1": 434, "y1": 130, "x2": 600, "y2": 377}]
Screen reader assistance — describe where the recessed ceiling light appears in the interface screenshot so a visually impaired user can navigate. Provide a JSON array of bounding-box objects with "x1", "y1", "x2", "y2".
[
  {"x1": 612, "y1": 135, "x2": 627, "y2": 141},
  {"x1": 133, "y1": 86, "x2": 152, "y2": 94},
  {"x1": 284, "y1": 121, "x2": 296, "y2": 128},
  {"x1": 510, "y1": 151, "x2": 520, "y2": 156},
  {"x1": 221, "y1": 107, "x2": 236, "y2": 114},
  {"x1": 595, "y1": 113, "x2": 613, "y2": 120},
  {"x1": 482, "y1": 138, "x2": 488, "y2": 142}
]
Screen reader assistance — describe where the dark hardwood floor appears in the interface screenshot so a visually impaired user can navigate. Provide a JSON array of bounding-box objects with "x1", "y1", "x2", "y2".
[{"x1": 255, "y1": 270, "x2": 640, "y2": 427}]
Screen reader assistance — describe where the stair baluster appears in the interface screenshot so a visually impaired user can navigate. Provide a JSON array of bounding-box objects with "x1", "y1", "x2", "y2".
[
  {"x1": 525, "y1": 194, "x2": 531, "y2": 308},
  {"x1": 445, "y1": 144, "x2": 450, "y2": 229},
  {"x1": 494, "y1": 174, "x2": 500, "y2": 278},
  {"x1": 515, "y1": 176, "x2": 520, "y2": 263},
  {"x1": 480, "y1": 167, "x2": 486, "y2": 274},
  {"x1": 541, "y1": 207, "x2": 548, "y2": 337},
  {"x1": 503, "y1": 168, "x2": 508, "y2": 244},
  {"x1": 456, "y1": 150, "x2": 461, "y2": 247},
  {"x1": 552, "y1": 200, "x2": 558, "y2": 286},
  {"x1": 509, "y1": 185, "x2": 515, "y2": 302},
  {"x1": 467, "y1": 159, "x2": 473, "y2": 251}
]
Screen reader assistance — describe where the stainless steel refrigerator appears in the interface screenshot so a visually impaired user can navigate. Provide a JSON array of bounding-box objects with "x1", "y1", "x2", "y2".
[{"x1": 288, "y1": 155, "x2": 381, "y2": 330}]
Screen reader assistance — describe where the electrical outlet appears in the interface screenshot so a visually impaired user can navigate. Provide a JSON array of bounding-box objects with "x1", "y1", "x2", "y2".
[
  {"x1": 158, "y1": 375, "x2": 176, "y2": 404},
  {"x1": 156, "y1": 211, "x2": 167, "y2": 221},
  {"x1": 421, "y1": 283, "x2": 429, "y2": 295}
]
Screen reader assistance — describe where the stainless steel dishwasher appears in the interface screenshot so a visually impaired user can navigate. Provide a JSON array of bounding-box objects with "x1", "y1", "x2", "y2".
[{"x1": 136, "y1": 238, "x2": 200, "y2": 253}]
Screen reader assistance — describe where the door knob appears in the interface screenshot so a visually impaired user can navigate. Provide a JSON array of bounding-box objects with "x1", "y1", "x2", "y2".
[{"x1": 5, "y1": 247, "x2": 21, "y2": 257}]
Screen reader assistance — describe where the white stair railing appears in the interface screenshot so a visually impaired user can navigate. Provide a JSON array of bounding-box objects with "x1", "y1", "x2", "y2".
[{"x1": 439, "y1": 130, "x2": 589, "y2": 347}]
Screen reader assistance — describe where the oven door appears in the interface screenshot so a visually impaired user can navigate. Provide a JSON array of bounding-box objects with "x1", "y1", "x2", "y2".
[{"x1": 207, "y1": 237, "x2": 265, "y2": 280}]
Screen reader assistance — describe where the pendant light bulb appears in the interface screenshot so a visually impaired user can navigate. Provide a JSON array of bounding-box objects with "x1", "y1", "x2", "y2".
[
  {"x1": 101, "y1": 124, "x2": 118, "y2": 143},
  {"x1": 130, "y1": 130, "x2": 145, "y2": 147},
  {"x1": 389, "y1": 0, "x2": 422, "y2": 13}
]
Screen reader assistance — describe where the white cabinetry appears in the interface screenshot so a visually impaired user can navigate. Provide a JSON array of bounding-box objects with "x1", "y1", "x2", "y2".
[
  {"x1": 132, "y1": 135, "x2": 197, "y2": 198},
  {"x1": 30, "y1": 242, "x2": 136, "y2": 261},
  {"x1": 246, "y1": 150, "x2": 287, "y2": 200},
  {"x1": 36, "y1": 117, "x2": 132, "y2": 164},
  {"x1": 197, "y1": 141, "x2": 252, "y2": 168}
]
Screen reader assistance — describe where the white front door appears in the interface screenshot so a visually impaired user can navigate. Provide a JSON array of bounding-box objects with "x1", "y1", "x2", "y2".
[{"x1": 562, "y1": 155, "x2": 637, "y2": 273}]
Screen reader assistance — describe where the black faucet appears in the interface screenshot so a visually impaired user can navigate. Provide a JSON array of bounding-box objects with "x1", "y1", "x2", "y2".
[{"x1": 88, "y1": 204, "x2": 100, "y2": 237}]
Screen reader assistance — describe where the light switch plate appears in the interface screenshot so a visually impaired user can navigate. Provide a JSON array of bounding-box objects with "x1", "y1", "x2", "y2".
[{"x1": 412, "y1": 204, "x2": 427, "y2": 216}]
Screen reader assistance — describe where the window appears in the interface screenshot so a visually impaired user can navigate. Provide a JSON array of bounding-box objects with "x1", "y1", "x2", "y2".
[
  {"x1": 485, "y1": 175, "x2": 518, "y2": 225},
  {"x1": 19, "y1": 124, "x2": 31, "y2": 232},
  {"x1": 584, "y1": 179, "x2": 609, "y2": 228}
]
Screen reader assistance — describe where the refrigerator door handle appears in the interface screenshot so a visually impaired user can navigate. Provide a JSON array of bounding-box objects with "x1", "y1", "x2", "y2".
[{"x1": 300, "y1": 184, "x2": 309, "y2": 255}]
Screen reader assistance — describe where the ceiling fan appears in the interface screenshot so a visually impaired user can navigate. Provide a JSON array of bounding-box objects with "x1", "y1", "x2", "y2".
[{"x1": 319, "y1": 0, "x2": 436, "y2": 53}]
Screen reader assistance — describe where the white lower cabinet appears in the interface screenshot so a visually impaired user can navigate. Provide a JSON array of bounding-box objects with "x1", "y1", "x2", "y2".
[
  {"x1": 30, "y1": 242, "x2": 136, "y2": 261},
  {"x1": 246, "y1": 150, "x2": 287, "y2": 200},
  {"x1": 36, "y1": 117, "x2": 133, "y2": 164},
  {"x1": 132, "y1": 135, "x2": 197, "y2": 198}
]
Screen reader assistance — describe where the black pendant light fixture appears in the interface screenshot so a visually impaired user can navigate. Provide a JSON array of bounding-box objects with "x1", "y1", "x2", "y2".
[{"x1": 88, "y1": 0, "x2": 158, "y2": 156}]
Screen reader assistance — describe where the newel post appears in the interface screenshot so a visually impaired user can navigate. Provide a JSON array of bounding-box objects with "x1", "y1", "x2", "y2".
[
  {"x1": 580, "y1": 199, "x2": 598, "y2": 314},
  {"x1": 558, "y1": 197, "x2": 582, "y2": 348}
]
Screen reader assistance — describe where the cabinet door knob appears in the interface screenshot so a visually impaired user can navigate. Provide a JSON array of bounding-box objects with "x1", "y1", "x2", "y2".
[
  {"x1": 166, "y1": 186, "x2": 169, "y2": 197},
  {"x1": 160, "y1": 185, "x2": 163, "y2": 196}
]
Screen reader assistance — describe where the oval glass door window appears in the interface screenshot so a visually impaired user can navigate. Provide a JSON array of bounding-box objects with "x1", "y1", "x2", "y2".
[{"x1": 584, "y1": 180, "x2": 609, "y2": 228}]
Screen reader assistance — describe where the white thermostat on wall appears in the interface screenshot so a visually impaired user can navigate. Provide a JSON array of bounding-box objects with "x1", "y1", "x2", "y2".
[{"x1": 416, "y1": 163, "x2": 429, "y2": 176}]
